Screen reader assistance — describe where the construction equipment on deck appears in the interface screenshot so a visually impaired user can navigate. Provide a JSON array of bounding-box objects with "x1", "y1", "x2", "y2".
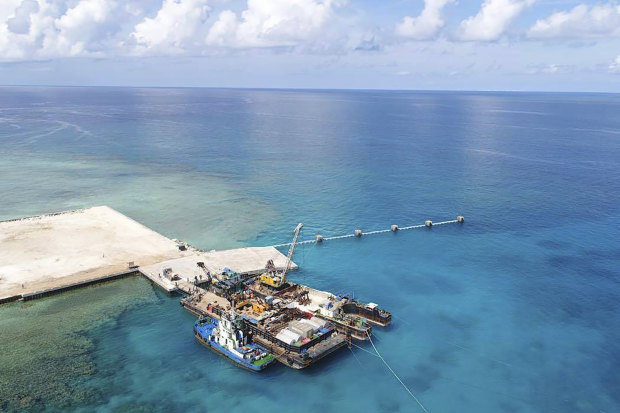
[
  {"x1": 196, "y1": 262, "x2": 212, "y2": 284},
  {"x1": 260, "y1": 223, "x2": 303, "y2": 288},
  {"x1": 252, "y1": 302, "x2": 267, "y2": 313}
]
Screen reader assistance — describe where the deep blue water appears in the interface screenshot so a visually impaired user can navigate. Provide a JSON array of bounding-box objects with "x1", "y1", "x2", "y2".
[{"x1": 1, "y1": 87, "x2": 619, "y2": 412}]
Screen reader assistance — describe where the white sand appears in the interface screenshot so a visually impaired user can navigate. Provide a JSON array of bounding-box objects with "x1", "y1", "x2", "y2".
[{"x1": 0, "y1": 206, "x2": 189, "y2": 298}]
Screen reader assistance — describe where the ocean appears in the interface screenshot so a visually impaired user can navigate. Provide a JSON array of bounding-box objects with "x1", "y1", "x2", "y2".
[{"x1": 0, "y1": 87, "x2": 619, "y2": 412}]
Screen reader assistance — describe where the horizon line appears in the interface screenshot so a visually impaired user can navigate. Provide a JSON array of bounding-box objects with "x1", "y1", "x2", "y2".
[{"x1": 1, "y1": 84, "x2": 619, "y2": 95}]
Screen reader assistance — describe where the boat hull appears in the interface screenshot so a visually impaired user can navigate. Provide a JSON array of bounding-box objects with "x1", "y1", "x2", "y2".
[
  {"x1": 194, "y1": 333, "x2": 274, "y2": 372},
  {"x1": 193, "y1": 321, "x2": 275, "y2": 372}
]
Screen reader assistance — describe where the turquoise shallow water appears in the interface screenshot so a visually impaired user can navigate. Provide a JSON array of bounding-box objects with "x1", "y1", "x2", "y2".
[{"x1": 1, "y1": 88, "x2": 619, "y2": 412}]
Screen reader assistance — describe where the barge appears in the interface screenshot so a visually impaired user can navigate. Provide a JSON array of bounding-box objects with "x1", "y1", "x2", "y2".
[
  {"x1": 180, "y1": 222, "x2": 391, "y2": 370},
  {"x1": 342, "y1": 300, "x2": 392, "y2": 327}
]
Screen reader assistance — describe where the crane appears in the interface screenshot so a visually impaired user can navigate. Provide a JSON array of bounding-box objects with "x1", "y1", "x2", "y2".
[
  {"x1": 196, "y1": 262, "x2": 212, "y2": 285},
  {"x1": 260, "y1": 223, "x2": 303, "y2": 289}
]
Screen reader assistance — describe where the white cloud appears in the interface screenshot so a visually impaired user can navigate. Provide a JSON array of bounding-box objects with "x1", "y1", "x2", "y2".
[
  {"x1": 131, "y1": 0, "x2": 210, "y2": 53},
  {"x1": 0, "y1": 0, "x2": 342, "y2": 59},
  {"x1": 0, "y1": 0, "x2": 42, "y2": 59},
  {"x1": 0, "y1": 1, "x2": 20, "y2": 56},
  {"x1": 610, "y1": 56, "x2": 620, "y2": 73},
  {"x1": 206, "y1": 0, "x2": 342, "y2": 48},
  {"x1": 0, "y1": 0, "x2": 212, "y2": 60},
  {"x1": 6, "y1": 0, "x2": 38, "y2": 35},
  {"x1": 0, "y1": 0, "x2": 129, "y2": 60},
  {"x1": 395, "y1": 0, "x2": 455, "y2": 40},
  {"x1": 526, "y1": 63, "x2": 575, "y2": 74},
  {"x1": 458, "y1": 0, "x2": 533, "y2": 41},
  {"x1": 0, "y1": 0, "x2": 22, "y2": 23},
  {"x1": 352, "y1": 34, "x2": 381, "y2": 51},
  {"x1": 45, "y1": 0, "x2": 116, "y2": 56},
  {"x1": 528, "y1": 4, "x2": 620, "y2": 39}
]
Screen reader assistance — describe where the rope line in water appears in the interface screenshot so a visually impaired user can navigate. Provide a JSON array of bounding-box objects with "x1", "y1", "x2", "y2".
[
  {"x1": 271, "y1": 219, "x2": 459, "y2": 248},
  {"x1": 388, "y1": 315, "x2": 535, "y2": 405},
  {"x1": 348, "y1": 346, "x2": 365, "y2": 369},
  {"x1": 357, "y1": 334, "x2": 532, "y2": 407},
  {"x1": 351, "y1": 343, "x2": 381, "y2": 358},
  {"x1": 366, "y1": 332, "x2": 429, "y2": 413},
  {"x1": 369, "y1": 331, "x2": 382, "y2": 342}
]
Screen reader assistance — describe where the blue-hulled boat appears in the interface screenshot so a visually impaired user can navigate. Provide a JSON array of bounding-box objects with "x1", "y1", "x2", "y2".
[{"x1": 193, "y1": 311, "x2": 276, "y2": 372}]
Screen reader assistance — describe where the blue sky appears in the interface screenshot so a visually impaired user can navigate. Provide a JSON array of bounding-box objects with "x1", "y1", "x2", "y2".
[{"x1": 1, "y1": 0, "x2": 620, "y2": 91}]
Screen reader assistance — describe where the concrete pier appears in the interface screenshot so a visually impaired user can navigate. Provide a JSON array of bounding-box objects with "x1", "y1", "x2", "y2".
[
  {"x1": 138, "y1": 247, "x2": 296, "y2": 293},
  {"x1": 0, "y1": 206, "x2": 194, "y2": 302},
  {"x1": 0, "y1": 206, "x2": 293, "y2": 302},
  {"x1": 1, "y1": 205, "x2": 456, "y2": 304}
]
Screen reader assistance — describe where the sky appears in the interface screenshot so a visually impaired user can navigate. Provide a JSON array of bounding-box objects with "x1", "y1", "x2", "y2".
[{"x1": 0, "y1": 0, "x2": 620, "y2": 91}]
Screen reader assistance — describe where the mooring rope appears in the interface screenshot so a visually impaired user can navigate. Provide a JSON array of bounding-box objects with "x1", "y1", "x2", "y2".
[
  {"x1": 351, "y1": 342, "x2": 381, "y2": 358},
  {"x1": 271, "y1": 219, "x2": 459, "y2": 248},
  {"x1": 369, "y1": 331, "x2": 382, "y2": 342},
  {"x1": 348, "y1": 346, "x2": 365, "y2": 369},
  {"x1": 366, "y1": 332, "x2": 429, "y2": 413}
]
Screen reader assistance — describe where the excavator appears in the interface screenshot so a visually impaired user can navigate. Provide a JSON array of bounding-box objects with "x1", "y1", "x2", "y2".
[{"x1": 259, "y1": 223, "x2": 303, "y2": 289}]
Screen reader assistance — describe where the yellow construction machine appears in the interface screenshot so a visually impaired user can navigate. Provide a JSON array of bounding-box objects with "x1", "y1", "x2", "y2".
[{"x1": 259, "y1": 223, "x2": 303, "y2": 289}]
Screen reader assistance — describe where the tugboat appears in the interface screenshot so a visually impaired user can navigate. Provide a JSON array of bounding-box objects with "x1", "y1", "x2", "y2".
[{"x1": 193, "y1": 310, "x2": 276, "y2": 372}]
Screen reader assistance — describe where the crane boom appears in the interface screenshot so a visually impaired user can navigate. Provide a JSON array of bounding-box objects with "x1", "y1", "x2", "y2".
[
  {"x1": 281, "y1": 223, "x2": 303, "y2": 285},
  {"x1": 259, "y1": 223, "x2": 303, "y2": 288}
]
